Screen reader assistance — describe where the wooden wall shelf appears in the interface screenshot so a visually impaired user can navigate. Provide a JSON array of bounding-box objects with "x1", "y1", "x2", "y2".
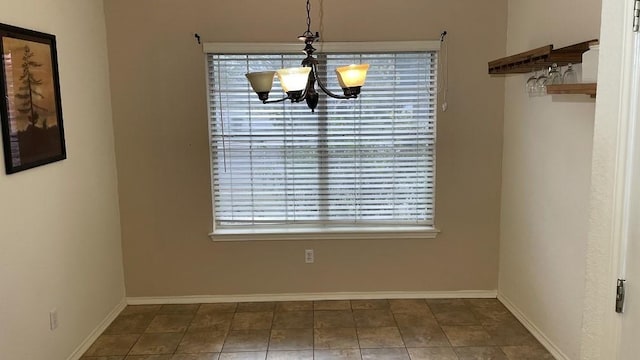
[
  {"x1": 546, "y1": 83, "x2": 597, "y2": 97},
  {"x1": 488, "y1": 40, "x2": 598, "y2": 75}
]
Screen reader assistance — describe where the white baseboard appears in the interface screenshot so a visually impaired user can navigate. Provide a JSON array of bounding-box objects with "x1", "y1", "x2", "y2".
[
  {"x1": 497, "y1": 292, "x2": 568, "y2": 360},
  {"x1": 67, "y1": 298, "x2": 127, "y2": 360},
  {"x1": 127, "y1": 290, "x2": 497, "y2": 305}
]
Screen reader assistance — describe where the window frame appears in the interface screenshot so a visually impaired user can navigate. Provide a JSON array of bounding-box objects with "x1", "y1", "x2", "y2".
[{"x1": 204, "y1": 41, "x2": 441, "y2": 241}]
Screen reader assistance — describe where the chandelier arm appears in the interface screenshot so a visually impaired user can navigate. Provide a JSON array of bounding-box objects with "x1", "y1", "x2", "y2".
[
  {"x1": 301, "y1": 69, "x2": 316, "y2": 98},
  {"x1": 262, "y1": 95, "x2": 291, "y2": 104},
  {"x1": 301, "y1": 71, "x2": 319, "y2": 111},
  {"x1": 311, "y1": 64, "x2": 357, "y2": 99}
]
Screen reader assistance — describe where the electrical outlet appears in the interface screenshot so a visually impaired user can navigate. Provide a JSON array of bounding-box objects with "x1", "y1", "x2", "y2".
[
  {"x1": 49, "y1": 308, "x2": 58, "y2": 330},
  {"x1": 305, "y1": 249, "x2": 314, "y2": 263}
]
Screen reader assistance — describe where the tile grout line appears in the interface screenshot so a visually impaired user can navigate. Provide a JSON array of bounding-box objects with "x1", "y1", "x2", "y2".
[
  {"x1": 170, "y1": 304, "x2": 199, "y2": 358},
  {"x1": 426, "y1": 298, "x2": 459, "y2": 359},
  {"x1": 221, "y1": 302, "x2": 239, "y2": 357},
  {"x1": 265, "y1": 303, "x2": 276, "y2": 360},
  {"x1": 312, "y1": 301, "x2": 316, "y2": 360},
  {"x1": 124, "y1": 307, "x2": 158, "y2": 358},
  {"x1": 349, "y1": 300, "x2": 364, "y2": 360},
  {"x1": 390, "y1": 299, "x2": 412, "y2": 360}
]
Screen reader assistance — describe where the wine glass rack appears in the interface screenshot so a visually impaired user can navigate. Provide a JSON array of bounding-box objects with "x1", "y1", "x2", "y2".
[{"x1": 488, "y1": 39, "x2": 598, "y2": 97}]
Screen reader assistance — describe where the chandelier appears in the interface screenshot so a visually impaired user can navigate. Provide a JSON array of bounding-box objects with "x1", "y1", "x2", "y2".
[{"x1": 245, "y1": 0, "x2": 370, "y2": 112}]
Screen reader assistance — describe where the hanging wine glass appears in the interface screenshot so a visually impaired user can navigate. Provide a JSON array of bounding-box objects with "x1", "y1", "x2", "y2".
[
  {"x1": 535, "y1": 68, "x2": 549, "y2": 96},
  {"x1": 526, "y1": 71, "x2": 538, "y2": 96},
  {"x1": 546, "y1": 63, "x2": 562, "y2": 85},
  {"x1": 563, "y1": 63, "x2": 578, "y2": 84}
]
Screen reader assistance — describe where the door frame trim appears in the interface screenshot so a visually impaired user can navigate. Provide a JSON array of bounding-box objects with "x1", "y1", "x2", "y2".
[{"x1": 582, "y1": 0, "x2": 638, "y2": 358}]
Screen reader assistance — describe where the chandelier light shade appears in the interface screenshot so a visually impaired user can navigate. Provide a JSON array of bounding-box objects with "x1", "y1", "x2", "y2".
[
  {"x1": 276, "y1": 67, "x2": 312, "y2": 93},
  {"x1": 336, "y1": 64, "x2": 370, "y2": 95},
  {"x1": 244, "y1": 0, "x2": 369, "y2": 112},
  {"x1": 246, "y1": 71, "x2": 276, "y2": 100}
]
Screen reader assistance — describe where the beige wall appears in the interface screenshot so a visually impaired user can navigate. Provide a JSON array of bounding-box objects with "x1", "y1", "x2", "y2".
[
  {"x1": 104, "y1": 0, "x2": 507, "y2": 297},
  {"x1": 499, "y1": 0, "x2": 602, "y2": 358},
  {"x1": 0, "y1": 1, "x2": 125, "y2": 359}
]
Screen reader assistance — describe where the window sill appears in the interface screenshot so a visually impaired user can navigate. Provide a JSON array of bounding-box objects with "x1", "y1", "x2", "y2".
[{"x1": 209, "y1": 226, "x2": 440, "y2": 242}]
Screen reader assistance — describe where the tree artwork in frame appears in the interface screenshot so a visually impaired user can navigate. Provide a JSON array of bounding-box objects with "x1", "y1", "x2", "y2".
[{"x1": 0, "y1": 23, "x2": 66, "y2": 174}]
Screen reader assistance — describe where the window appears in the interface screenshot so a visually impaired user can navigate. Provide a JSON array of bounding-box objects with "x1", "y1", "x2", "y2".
[{"x1": 205, "y1": 42, "x2": 439, "y2": 240}]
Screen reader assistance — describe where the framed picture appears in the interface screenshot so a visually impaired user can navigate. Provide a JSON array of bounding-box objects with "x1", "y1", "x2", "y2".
[{"x1": 0, "y1": 23, "x2": 65, "y2": 174}]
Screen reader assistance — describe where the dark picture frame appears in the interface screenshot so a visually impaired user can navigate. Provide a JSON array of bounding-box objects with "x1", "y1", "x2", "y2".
[{"x1": 0, "y1": 23, "x2": 65, "y2": 174}]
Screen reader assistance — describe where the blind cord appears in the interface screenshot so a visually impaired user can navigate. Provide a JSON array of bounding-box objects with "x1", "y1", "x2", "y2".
[
  {"x1": 215, "y1": 56, "x2": 228, "y2": 172},
  {"x1": 438, "y1": 31, "x2": 449, "y2": 112}
]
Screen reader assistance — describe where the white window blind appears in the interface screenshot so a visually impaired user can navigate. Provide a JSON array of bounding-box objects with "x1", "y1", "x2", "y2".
[{"x1": 206, "y1": 46, "x2": 437, "y2": 233}]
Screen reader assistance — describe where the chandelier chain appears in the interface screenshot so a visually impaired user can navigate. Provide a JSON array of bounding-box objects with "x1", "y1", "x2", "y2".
[
  {"x1": 307, "y1": 0, "x2": 311, "y2": 32},
  {"x1": 303, "y1": 0, "x2": 314, "y2": 37},
  {"x1": 306, "y1": 0, "x2": 311, "y2": 32}
]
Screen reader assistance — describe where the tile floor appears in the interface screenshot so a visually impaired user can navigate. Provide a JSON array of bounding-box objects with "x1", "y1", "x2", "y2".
[{"x1": 81, "y1": 298, "x2": 554, "y2": 360}]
